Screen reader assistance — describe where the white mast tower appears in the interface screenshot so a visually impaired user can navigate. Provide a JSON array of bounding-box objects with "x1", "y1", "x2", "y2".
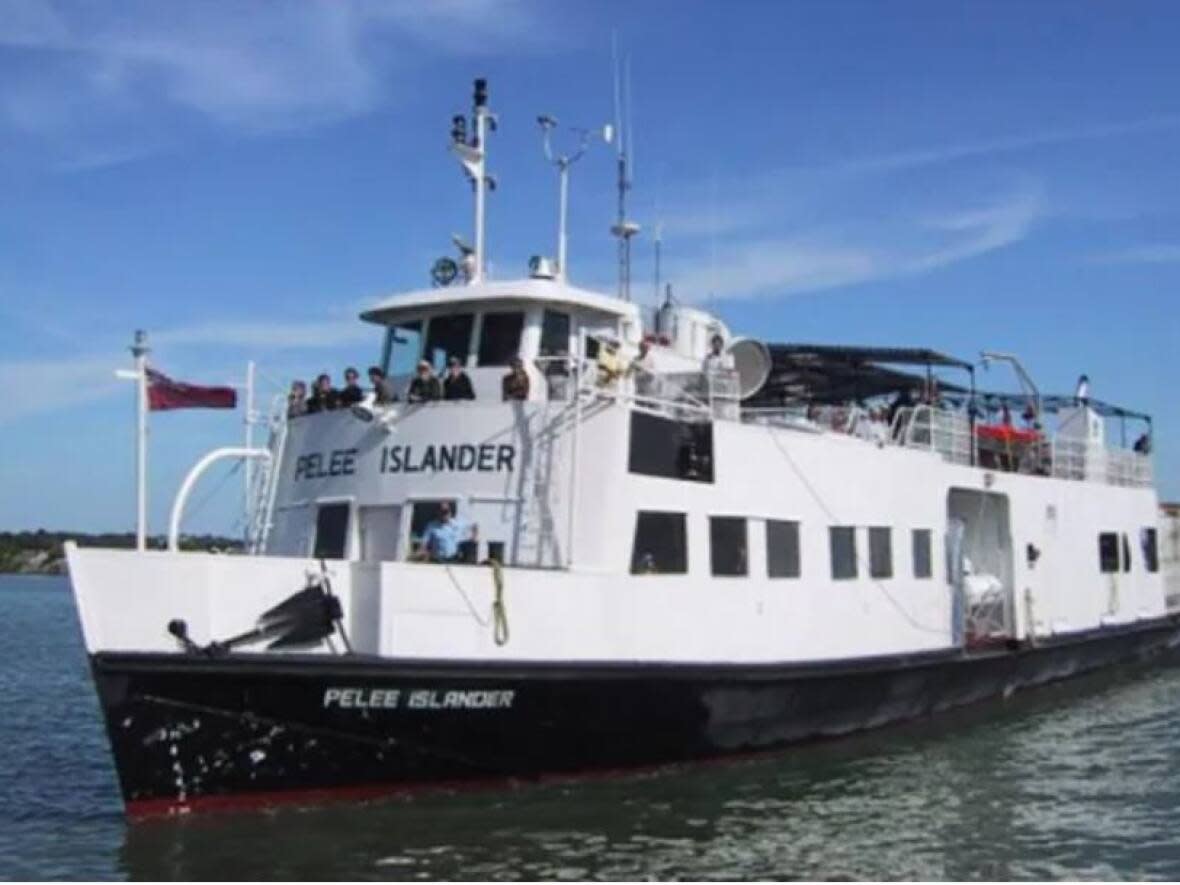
[{"x1": 450, "y1": 79, "x2": 497, "y2": 284}]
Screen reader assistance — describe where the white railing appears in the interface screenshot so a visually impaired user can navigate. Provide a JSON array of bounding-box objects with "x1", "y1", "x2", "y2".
[{"x1": 892, "y1": 405, "x2": 975, "y2": 466}]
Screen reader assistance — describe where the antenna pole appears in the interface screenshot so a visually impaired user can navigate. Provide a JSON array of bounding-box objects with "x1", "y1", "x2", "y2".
[
  {"x1": 130, "y1": 330, "x2": 149, "y2": 551},
  {"x1": 610, "y1": 45, "x2": 639, "y2": 301},
  {"x1": 557, "y1": 159, "x2": 570, "y2": 281}
]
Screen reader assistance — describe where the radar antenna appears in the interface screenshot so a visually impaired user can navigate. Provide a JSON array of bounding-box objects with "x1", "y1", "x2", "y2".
[
  {"x1": 610, "y1": 37, "x2": 640, "y2": 301},
  {"x1": 537, "y1": 115, "x2": 612, "y2": 283},
  {"x1": 449, "y1": 78, "x2": 497, "y2": 284}
]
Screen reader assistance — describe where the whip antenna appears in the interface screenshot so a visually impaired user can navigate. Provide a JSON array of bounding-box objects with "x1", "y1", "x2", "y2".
[{"x1": 610, "y1": 36, "x2": 640, "y2": 301}]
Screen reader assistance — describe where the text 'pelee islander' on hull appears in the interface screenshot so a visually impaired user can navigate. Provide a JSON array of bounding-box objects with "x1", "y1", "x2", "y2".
[{"x1": 67, "y1": 80, "x2": 1180, "y2": 818}]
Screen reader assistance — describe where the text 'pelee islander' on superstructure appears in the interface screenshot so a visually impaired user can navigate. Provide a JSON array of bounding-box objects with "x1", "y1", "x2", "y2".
[{"x1": 67, "y1": 80, "x2": 1180, "y2": 818}]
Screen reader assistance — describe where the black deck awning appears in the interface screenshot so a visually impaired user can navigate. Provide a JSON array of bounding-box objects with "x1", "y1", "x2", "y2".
[{"x1": 746, "y1": 342, "x2": 972, "y2": 405}]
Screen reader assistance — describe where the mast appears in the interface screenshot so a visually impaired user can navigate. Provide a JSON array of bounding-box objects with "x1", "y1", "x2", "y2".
[
  {"x1": 610, "y1": 42, "x2": 640, "y2": 300},
  {"x1": 450, "y1": 79, "x2": 497, "y2": 284}
]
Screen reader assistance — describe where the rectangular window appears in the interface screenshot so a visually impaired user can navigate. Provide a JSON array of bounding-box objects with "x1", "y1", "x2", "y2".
[
  {"x1": 710, "y1": 517, "x2": 748, "y2": 577},
  {"x1": 477, "y1": 311, "x2": 525, "y2": 366},
  {"x1": 1122, "y1": 533, "x2": 1132, "y2": 573},
  {"x1": 1142, "y1": 528, "x2": 1160, "y2": 573},
  {"x1": 869, "y1": 527, "x2": 892, "y2": 579},
  {"x1": 912, "y1": 529, "x2": 933, "y2": 579},
  {"x1": 386, "y1": 320, "x2": 423, "y2": 376},
  {"x1": 313, "y1": 503, "x2": 350, "y2": 560},
  {"x1": 628, "y1": 411, "x2": 714, "y2": 483},
  {"x1": 423, "y1": 313, "x2": 474, "y2": 370},
  {"x1": 539, "y1": 310, "x2": 571, "y2": 357},
  {"x1": 631, "y1": 511, "x2": 687, "y2": 575},
  {"x1": 1098, "y1": 532, "x2": 1119, "y2": 573},
  {"x1": 830, "y1": 526, "x2": 857, "y2": 580},
  {"x1": 766, "y1": 520, "x2": 801, "y2": 578}
]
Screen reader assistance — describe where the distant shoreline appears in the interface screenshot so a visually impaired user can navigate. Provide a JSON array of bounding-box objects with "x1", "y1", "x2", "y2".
[{"x1": 0, "y1": 531, "x2": 243, "y2": 575}]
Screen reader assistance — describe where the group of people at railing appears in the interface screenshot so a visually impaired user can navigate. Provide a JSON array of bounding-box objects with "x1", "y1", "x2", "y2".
[{"x1": 286, "y1": 356, "x2": 533, "y2": 418}]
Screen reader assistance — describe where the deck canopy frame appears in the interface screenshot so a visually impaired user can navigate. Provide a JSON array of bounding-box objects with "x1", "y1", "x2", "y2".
[{"x1": 744, "y1": 342, "x2": 974, "y2": 407}]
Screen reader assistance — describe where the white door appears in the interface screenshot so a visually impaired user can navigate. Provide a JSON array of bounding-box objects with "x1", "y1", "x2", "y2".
[{"x1": 359, "y1": 506, "x2": 402, "y2": 562}]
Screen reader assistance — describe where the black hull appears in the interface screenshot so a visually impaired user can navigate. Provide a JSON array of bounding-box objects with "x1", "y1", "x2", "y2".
[{"x1": 91, "y1": 615, "x2": 1180, "y2": 817}]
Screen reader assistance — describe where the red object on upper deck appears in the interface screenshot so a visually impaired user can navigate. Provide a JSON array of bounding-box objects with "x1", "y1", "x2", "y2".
[{"x1": 975, "y1": 423, "x2": 1041, "y2": 445}]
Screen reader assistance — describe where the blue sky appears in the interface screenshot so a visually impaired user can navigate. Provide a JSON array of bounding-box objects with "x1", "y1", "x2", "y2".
[{"x1": 1, "y1": 0, "x2": 1179, "y2": 535}]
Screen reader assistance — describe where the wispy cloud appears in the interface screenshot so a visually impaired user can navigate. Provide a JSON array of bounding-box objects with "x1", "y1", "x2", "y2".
[
  {"x1": 826, "y1": 115, "x2": 1180, "y2": 177},
  {"x1": 0, "y1": 0, "x2": 546, "y2": 167},
  {"x1": 0, "y1": 355, "x2": 123, "y2": 424},
  {"x1": 668, "y1": 184, "x2": 1044, "y2": 301},
  {"x1": 1088, "y1": 243, "x2": 1180, "y2": 266},
  {"x1": 154, "y1": 317, "x2": 376, "y2": 350}
]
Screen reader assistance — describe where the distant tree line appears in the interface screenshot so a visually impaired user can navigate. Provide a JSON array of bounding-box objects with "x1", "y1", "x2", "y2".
[{"x1": 0, "y1": 530, "x2": 244, "y2": 574}]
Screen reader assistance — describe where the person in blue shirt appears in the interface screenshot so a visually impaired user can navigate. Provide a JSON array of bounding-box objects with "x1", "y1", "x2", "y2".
[{"x1": 417, "y1": 502, "x2": 477, "y2": 562}]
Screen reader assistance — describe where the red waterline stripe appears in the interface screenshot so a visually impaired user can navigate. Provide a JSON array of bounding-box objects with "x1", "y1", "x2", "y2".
[{"x1": 123, "y1": 740, "x2": 848, "y2": 821}]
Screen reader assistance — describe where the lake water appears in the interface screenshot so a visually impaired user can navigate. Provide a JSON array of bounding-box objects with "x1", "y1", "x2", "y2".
[{"x1": 3, "y1": 573, "x2": 1180, "y2": 880}]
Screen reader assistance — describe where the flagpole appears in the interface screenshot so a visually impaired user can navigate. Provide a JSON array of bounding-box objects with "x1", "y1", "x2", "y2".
[
  {"x1": 244, "y1": 360, "x2": 255, "y2": 527},
  {"x1": 130, "y1": 330, "x2": 150, "y2": 551}
]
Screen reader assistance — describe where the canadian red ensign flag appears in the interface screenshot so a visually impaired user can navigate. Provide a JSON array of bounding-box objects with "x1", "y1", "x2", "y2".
[{"x1": 146, "y1": 368, "x2": 237, "y2": 411}]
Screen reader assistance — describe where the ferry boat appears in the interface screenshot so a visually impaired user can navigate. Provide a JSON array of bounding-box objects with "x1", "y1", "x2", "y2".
[{"x1": 67, "y1": 81, "x2": 1180, "y2": 817}]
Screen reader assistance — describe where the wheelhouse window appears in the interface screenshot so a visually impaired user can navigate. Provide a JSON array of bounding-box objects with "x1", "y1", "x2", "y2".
[
  {"x1": 1122, "y1": 533, "x2": 1132, "y2": 573},
  {"x1": 1142, "y1": 528, "x2": 1159, "y2": 573},
  {"x1": 830, "y1": 526, "x2": 857, "y2": 580},
  {"x1": 766, "y1": 520, "x2": 801, "y2": 578},
  {"x1": 313, "y1": 503, "x2": 350, "y2": 560},
  {"x1": 423, "y1": 313, "x2": 474, "y2": 370},
  {"x1": 912, "y1": 529, "x2": 933, "y2": 579},
  {"x1": 477, "y1": 311, "x2": 525, "y2": 366},
  {"x1": 631, "y1": 511, "x2": 687, "y2": 575},
  {"x1": 710, "y1": 517, "x2": 748, "y2": 577},
  {"x1": 539, "y1": 310, "x2": 571, "y2": 357},
  {"x1": 869, "y1": 527, "x2": 892, "y2": 579},
  {"x1": 385, "y1": 320, "x2": 423, "y2": 376},
  {"x1": 1098, "y1": 532, "x2": 1119, "y2": 573}
]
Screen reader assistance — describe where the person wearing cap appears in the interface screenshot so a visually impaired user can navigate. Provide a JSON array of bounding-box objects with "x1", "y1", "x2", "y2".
[
  {"x1": 501, "y1": 356, "x2": 530, "y2": 401},
  {"x1": 442, "y1": 355, "x2": 475, "y2": 401},
  {"x1": 407, "y1": 360, "x2": 442, "y2": 403},
  {"x1": 338, "y1": 367, "x2": 364, "y2": 406}
]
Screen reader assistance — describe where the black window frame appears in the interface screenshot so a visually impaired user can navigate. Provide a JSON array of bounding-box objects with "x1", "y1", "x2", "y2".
[
  {"x1": 868, "y1": 526, "x2": 893, "y2": 579},
  {"x1": 1122, "y1": 533, "x2": 1132, "y2": 573},
  {"x1": 1098, "y1": 532, "x2": 1120, "y2": 573},
  {"x1": 313, "y1": 502, "x2": 351, "y2": 560},
  {"x1": 476, "y1": 310, "x2": 525, "y2": 367},
  {"x1": 830, "y1": 526, "x2": 857, "y2": 580},
  {"x1": 709, "y1": 516, "x2": 748, "y2": 577},
  {"x1": 630, "y1": 511, "x2": 688, "y2": 575},
  {"x1": 1142, "y1": 527, "x2": 1160, "y2": 573},
  {"x1": 766, "y1": 519, "x2": 801, "y2": 579},
  {"x1": 539, "y1": 309, "x2": 571, "y2": 357},
  {"x1": 912, "y1": 528, "x2": 933, "y2": 579},
  {"x1": 422, "y1": 313, "x2": 475, "y2": 370}
]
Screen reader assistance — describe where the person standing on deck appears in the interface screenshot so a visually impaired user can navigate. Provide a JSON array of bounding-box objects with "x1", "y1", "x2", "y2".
[
  {"x1": 443, "y1": 356, "x2": 475, "y2": 400},
  {"x1": 407, "y1": 360, "x2": 442, "y2": 403},
  {"x1": 502, "y1": 356, "x2": 530, "y2": 401},
  {"x1": 416, "y1": 502, "x2": 478, "y2": 563},
  {"x1": 368, "y1": 366, "x2": 397, "y2": 404},
  {"x1": 306, "y1": 373, "x2": 338, "y2": 413},
  {"x1": 338, "y1": 367, "x2": 364, "y2": 406}
]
